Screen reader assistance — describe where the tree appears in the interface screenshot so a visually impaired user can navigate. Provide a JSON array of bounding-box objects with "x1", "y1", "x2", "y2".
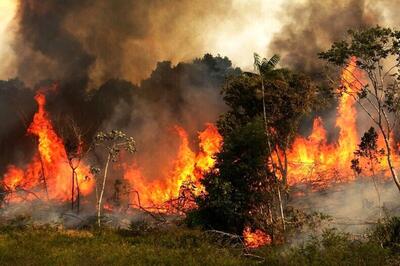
[
  {"x1": 253, "y1": 54, "x2": 322, "y2": 185},
  {"x1": 191, "y1": 57, "x2": 321, "y2": 241},
  {"x1": 93, "y1": 130, "x2": 136, "y2": 227},
  {"x1": 319, "y1": 26, "x2": 400, "y2": 192},
  {"x1": 351, "y1": 127, "x2": 384, "y2": 214},
  {"x1": 55, "y1": 115, "x2": 90, "y2": 212},
  {"x1": 193, "y1": 118, "x2": 272, "y2": 235}
]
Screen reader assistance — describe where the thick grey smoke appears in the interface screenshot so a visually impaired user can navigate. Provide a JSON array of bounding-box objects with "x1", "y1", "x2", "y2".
[
  {"x1": 13, "y1": 0, "x2": 239, "y2": 88},
  {"x1": 269, "y1": 0, "x2": 382, "y2": 78},
  {"x1": 269, "y1": 0, "x2": 400, "y2": 139}
]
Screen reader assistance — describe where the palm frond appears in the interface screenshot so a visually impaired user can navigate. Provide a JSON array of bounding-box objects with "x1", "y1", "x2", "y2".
[
  {"x1": 260, "y1": 54, "x2": 280, "y2": 74},
  {"x1": 253, "y1": 53, "x2": 261, "y2": 71},
  {"x1": 267, "y1": 54, "x2": 280, "y2": 69}
]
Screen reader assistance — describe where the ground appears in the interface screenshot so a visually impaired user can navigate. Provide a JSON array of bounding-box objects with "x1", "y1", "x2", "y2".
[
  {"x1": 0, "y1": 227, "x2": 248, "y2": 266},
  {"x1": 0, "y1": 224, "x2": 398, "y2": 266}
]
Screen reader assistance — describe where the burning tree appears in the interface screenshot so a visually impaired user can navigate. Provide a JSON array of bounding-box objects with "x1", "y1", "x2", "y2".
[
  {"x1": 191, "y1": 57, "x2": 321, "y2": 243},
  {"x1": 93, "y1": 130, "x2": 136, "y2": 227},
  {"x1": 56, "y1": 115, "x2": 92, "y2": 213},
  {"x1": 320, "y1": 26, "x2": 400, "y2": 192}
]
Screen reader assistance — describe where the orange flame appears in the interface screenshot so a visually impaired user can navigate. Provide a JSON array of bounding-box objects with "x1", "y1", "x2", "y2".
[
  {"x1": 124, "y1": 123, "x2": 222, "y2": 208},
  {"x1": 243, "y1": 227, "x2": 271, "y2": 248},
  {"x1": 3, "y1": 91, "x2": 94, "y2": 202},
  {"x1": 286, "y1": 57, "x2": 398, "y2": 188}
]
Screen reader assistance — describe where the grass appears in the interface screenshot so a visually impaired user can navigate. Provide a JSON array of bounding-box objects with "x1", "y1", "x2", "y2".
[
  {"x1": 0, "y1": 226, "x2": 248, "y2": 266},
  {"x1": 0, "y1": 224, "x2": 399, "y2": 265}
]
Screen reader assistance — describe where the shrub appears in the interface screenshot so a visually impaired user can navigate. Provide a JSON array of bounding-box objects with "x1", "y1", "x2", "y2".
[{"x1": 370, "y1": 216, "x2": 400, "y2": 252}]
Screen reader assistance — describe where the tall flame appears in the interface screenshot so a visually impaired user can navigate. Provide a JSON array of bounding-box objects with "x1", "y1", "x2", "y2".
[
  {"x1": 286, "y1": 57, "x2": 399, "y2": 188},
  {"x1": 124, "y1": 123, "x2": 222, "y2": 208},
  {"x1": 3, "y1": 91, "x2": 94, "y2": 202}
]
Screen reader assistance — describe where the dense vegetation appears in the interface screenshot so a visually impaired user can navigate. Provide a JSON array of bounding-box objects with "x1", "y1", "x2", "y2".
[{"x1": 188, "y1": 55, "x2": 324, "y2": 241}]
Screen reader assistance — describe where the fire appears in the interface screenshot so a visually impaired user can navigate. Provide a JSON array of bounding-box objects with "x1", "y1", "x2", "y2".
[
  {"x1": 286, "y1": 57, "x2": 398, "y2": 188},
  {"x1": 196, "y1": 123, "x2": 223, "y2": 171},
  {"x1": 124, "y1": 123, "x2": 222, "y2": 209},
  {"x1": 243, "y1": 227, "x2": 271, "y2": 248},
  {"x1": 3, "y1": 91, "x2": 94, "y2": 203}
]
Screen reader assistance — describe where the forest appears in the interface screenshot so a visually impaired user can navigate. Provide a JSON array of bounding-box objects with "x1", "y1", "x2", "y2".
[{"x1": 1, "y1": 1, "x2": 400, "y2": 265}]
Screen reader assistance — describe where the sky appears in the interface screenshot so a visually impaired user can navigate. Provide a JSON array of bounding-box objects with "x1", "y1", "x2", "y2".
[
  {"x1": 0, "y1": 0, "x2": 17, "y2": 79},
  {"x1": 0, "y1": 0, "x2": 287, "y2": 81}
]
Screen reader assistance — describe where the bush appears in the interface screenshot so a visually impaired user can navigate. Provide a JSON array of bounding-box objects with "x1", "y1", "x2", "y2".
[
  {"x1": 257, "y1": 229, "x2": 392, "y2": 266},
  {"x1": 370, "y1": 216, "x2": 400, "y2": 252}
]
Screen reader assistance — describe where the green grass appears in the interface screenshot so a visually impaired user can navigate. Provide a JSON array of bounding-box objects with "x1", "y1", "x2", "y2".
[
  {"x1": 0, "y1": 227, "x2": 249, "y2": 266},
  {"x1": 0, "y1": 226, "x2": 398, "y2": 266}
]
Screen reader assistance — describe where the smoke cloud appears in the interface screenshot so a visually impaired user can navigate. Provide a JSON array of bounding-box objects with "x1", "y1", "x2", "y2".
[
  {"x1": 11, "y1": 0, "x2": 247, "y2": 88},
  {"x1": 269, "y1": 0, "x2": 383, "y2": 78}
]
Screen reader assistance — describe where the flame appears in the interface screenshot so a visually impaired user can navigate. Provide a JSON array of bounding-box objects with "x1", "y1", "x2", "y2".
[
  {"x1": 243, "y1": 227, "x2": 271, "y2": 248},
  {"x1": 124, "y1": 123, "x2": 222, "y2": 209},
  {"x1": 286, "y1": 57, "x2": 398, "y2": 188},
  {"x1": 196, "y1": 123, "x2": 223, "y2": 171},
  {"x1": 3, "y1": 91, "x2": 94, "y2": 203}
]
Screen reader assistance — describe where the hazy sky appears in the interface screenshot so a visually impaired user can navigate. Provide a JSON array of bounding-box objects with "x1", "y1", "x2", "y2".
[
  {"x1": 0, "y1": 0, "x2": 17, "y2": 79},
  {"x1": 0, "y1": 0, "x2": 288, "y2": 81}
]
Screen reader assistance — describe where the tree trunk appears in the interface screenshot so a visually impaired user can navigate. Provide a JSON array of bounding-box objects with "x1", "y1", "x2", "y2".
[
  {"x1": 39, "y1": 155, "x2": 49, "y2": 200},
  {"x1": 75, "y1": 173, "x2": 80, "y2": 213},
  {"x1": 370, "y1": 168, "x2": 381, "y2": 218},
  {"x1": 261, "y1": 77, "x2": 286, "y2": 231},
  {"x1": 71, "y1": 169, "x2": 75, "y2": 210},
  {"x1": 97, "y1": 152, "x2": 111, "y2": 227},
  {"x1": 277, "y1": 184, "x2": 286, "y2": 231},
  {"x1": 381, "y1": 130, "x2": 400, "y2": 192}
]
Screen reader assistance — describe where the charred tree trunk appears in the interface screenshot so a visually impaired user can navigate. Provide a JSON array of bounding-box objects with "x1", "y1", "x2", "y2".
[
  {"x1": 71, "y1": 169, "x2": 75, "y2": 210},
  {"x1": 75, "y1": 173, "x2": 80, "y2": 213},
  {"x1": 38, "y1": 154, "x2": 49, "y2": 200}
]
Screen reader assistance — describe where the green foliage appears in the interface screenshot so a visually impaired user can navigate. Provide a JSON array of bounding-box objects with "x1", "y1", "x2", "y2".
[
  {"x1": 126, "y1": 220, "x2": 154, "y2": 236},
  {"x1": 192, "y1": 118, "x2": 270, "y2": 234},
  {"x1": 351, "y1": 127, "x2": 384, "y2": 175},
  {"x1": 320, "y1": 25, "x2": 400, "y2": 191},
  {"x1": 220, "y1": 64, "x2": 320, "y2": 154},
  {"x1": 191, "y1": 56, "x2": 322, "y2": 237},
  {"x1": 0, "y1": 226, "x2": 398, "y2": 265},
  {"x1": 280, "y1": 229, "x2": 391, "y2": 266},
  {"x1": 253, "y1": 53, "x2": 281, "y2": 78},
  {"x1": 319, "y1": 26, "x2": 400, "y2": 120},
  {"x1": 256, "y1": 229, "x2": 395, "y2": 266},
  {"x1": 0, "y1": 227, "x2": 248, "y2": 266},
  {"x1": 370, "y1": 216, "x2": 400, "y2": 252},
  {"x1": 319, "y1": 26, "x2": 400, "y2": 67}
]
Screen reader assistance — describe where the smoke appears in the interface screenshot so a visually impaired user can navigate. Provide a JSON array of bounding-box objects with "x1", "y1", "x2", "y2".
[
  {"x1": 291, "y1": 180, "x2": 400, "y2": 235},
  {"x1": 269, "y1": 0, "x2": 400, "y2": 140},
  {"x1": 10, "y1": 0, "x2": 248, "y2": 89},
  {"x1": 0, "y1": 80, "x2": 35, "y2": 173},
  {"x1": 0, "y1": 0, "x2": 243, "y2": 193},
  {"x1": 269, "y1": 0, "x2": 383, "y2": 78},
  {"x1": 101, "y1": 55, "x2": 240, "y2": 182}
]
